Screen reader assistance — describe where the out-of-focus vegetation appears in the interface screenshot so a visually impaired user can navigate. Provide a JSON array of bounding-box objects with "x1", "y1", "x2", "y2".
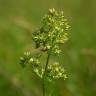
[{"x1": 0, "y1": 0, "x2": 96, "y2": 96}]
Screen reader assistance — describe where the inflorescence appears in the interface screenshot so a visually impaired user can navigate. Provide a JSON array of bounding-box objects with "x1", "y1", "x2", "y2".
[{"x1": 19, "y1": 8, "x2": 70, "y2": 82}]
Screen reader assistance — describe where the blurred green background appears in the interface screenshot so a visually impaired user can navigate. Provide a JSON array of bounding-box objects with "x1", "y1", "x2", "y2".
[{"x1": 0, "y1": 0, "x2": 96, "y2": 96}]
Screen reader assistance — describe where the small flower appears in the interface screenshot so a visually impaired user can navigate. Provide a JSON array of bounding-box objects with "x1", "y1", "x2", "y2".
[
  {"x1": 24, "y1": 52, "x2": 30, "y2": 56},
  {"x1": 34, "y1": 68, "x2": 39, "y2": 73},
  {"x1": 55, "y1": 67, "x2": 59, "y2": 71},
  {"x1": 46, "y1": 45, "x2": 51, "y2": 49},
  {"x1": 54, "y1": 49, "x2": 61, "y2": 54},
  {"x1": 49, "y1": 8, "x2": 55, "y2": 14},
  {"x1": 29, "y1": 58, "x2": 34, "y2": 62}
]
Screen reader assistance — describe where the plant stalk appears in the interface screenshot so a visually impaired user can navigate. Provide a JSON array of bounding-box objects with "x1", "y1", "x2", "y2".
[{"x1": 43, "y1": 51, "x2": 51, "y2": 96}]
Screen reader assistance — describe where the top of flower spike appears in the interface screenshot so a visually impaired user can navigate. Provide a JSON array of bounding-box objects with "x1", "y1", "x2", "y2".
[
  {"x1": 32, "y1": 8, "x2": 70, "y2": 54},
  {"x1": 49, "y1": 8, "x2": 55, "y2": 13},
  {"x1": 48, "y1": 8, "x2": 58, "y2": 15}
]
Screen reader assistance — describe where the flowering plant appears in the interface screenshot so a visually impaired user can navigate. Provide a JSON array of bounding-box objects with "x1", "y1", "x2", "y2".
[{"x1": 19, "y1": 8, "x2": 70, "y2": 96}]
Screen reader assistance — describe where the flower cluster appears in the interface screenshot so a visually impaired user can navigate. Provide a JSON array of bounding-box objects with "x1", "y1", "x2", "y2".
[
  {"x1": 46, "y1": 62, "x2": 67, "y2": 82},
  {"x1": 32, "y1": 8, "x2": 70, "y2": 54},
  {"x1": 20, "y1": 52, "x2": 67, "y2": 82},
  {"x1": 19, "y1": 52, "x2": 31, "y2": 67},
  {"x1": 19, "y1": 8, "x2": 69, "y2": 82},
  {"x1": 20, "y1": 52, "x2": 44, "y2": 78}
]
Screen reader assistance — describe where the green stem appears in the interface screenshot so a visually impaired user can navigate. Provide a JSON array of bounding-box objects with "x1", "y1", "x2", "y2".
[{"x1": 43, "y1": 51, "x2": 51, "y2": 96}]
